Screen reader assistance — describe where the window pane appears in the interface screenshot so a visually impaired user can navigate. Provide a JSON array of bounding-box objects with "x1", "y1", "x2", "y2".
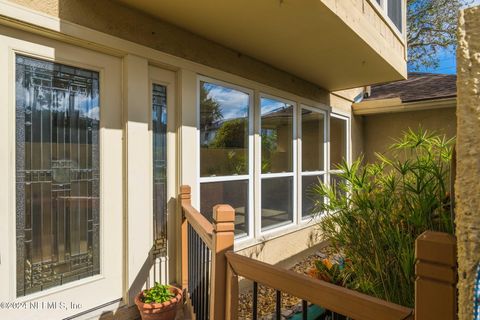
[
  {"x1": 200, "y1": 82, "x2": 249, "y2": 177},
  {"x1": 15, "y1": 55, "x2": 100, "y2": 296},
  {"x1": 302, "y1": 175, "x2": 324, "y2": 217},
  {"x1": 152, "y1": 84, "x2": 167, "y2": 254},
  {"x1": 200, "y1": 180, "x2": 249, "y2": 236},
  {"x1": 388, "y1": 0, "x2": 402, "y2": 31},
  {"x1": 330, "y1": 117, "x2": 347, "y2": 169},
  {"x1": 302, "y1": 109, "x2": 324, "y2": 172},
  {"x1": 261, "y1": 98, "x2": 294, "y2": 174},
  {"x1": 261, "y1": 177, "x2": 293, "y2": 229}
]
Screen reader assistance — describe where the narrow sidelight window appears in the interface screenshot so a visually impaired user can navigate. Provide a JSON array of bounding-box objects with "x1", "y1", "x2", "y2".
[
  {"x1": 15, "y1": 55, "x2": 100, "y2": 296},
  {"x1": 152, "y1": 84, "x2": 168, "y2": 253}
]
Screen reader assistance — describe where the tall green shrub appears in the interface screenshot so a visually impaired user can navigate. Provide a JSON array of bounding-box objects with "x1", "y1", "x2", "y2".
[{"x1": 311, "y1": 129, "x2": 454, "y2": 307}]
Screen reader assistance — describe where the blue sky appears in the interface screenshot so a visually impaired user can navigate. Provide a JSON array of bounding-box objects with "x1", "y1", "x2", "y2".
[
  {"x1": 412, "y1": 47, "x2": 457, "y2": 74},
  {"x1": 412, "y1": 0, "x2": 480, "y2": 74}
]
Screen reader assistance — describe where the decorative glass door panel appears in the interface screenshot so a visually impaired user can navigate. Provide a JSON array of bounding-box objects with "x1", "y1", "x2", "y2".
[
  {"x1": 152, "y1": 83, "x2": 167, "y2": 254},
  {"x1": 15, "y1": 55, "x2": 100, "y2": 296}
]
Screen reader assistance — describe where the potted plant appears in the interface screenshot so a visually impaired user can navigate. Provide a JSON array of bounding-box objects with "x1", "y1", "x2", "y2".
[{"x1": 135, "y1": 282, "x2": 183, "y2": 320}]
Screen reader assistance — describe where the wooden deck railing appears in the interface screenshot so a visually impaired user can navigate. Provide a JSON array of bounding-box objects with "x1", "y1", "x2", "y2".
[
  {"x1": 225, "y1": 252, "x2": 413, "y2": 320},
  {"x1": 179, "y1": 185, "x2": 235, "y2": 320},
  {"x1": 179, "y1": 185, "x2": 457, "y2": 320}
]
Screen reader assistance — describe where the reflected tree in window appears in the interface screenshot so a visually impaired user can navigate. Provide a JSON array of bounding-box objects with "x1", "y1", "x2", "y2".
[{"x1": 200, "y1": 82, "x2": 249, "y2": 177}]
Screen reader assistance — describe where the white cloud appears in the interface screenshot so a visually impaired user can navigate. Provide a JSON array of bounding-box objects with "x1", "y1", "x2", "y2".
[{"x1": 206, "y1": 85, "x2": 249, "y2": 119}]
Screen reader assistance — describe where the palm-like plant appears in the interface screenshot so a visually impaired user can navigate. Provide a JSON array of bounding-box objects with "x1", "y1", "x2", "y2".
[{"x1": 310, "y1": 129, "x2": 454, "y2": 307}]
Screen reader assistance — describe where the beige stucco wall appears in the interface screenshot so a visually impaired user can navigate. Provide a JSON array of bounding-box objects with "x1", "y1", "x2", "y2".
[
  {"x1": 456, "y1": 6, "x2": 480, "y2": 319},
  {"x1": 236, "y1": 225, "x2": 325, "y2": 266},
  {"x1": 362, "y1": 107, "x2": 457, "y2": 163},
  {"x1": 8, "y1": 0, "x2": 330, "y2": 105}
]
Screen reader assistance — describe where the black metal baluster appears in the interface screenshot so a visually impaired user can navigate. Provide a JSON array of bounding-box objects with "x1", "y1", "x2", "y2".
[
  {"x1": 204, "y1": 243, "x2": 209, "y2": 320},
  {"x1": 253, "y1": 282, "x2": 258, "y2": 320},
  {"x1": 191, "y1": 226, "x2": 196, "y2": 313},
  {"x1": 188, "y1": 224, "x2": 192, "y2": 297},
  {"x1": 192, "y1": 229, "x2": 196, "y2": 315},
  {"x1": 206, "y1": 247, "x2": 210, "y2": 319},
  {"x1": 276, "y1": 290, "x2": 281, "y2": 320},
  {"x1": 194, "y1": 232, "x2": 199, "y2": 316},
  {"x1": 302, "y1": 300, "x2": 308, "y2": 320},
  {"x1": 199, "y1": 240, "x2": 204, "y2": 320}
]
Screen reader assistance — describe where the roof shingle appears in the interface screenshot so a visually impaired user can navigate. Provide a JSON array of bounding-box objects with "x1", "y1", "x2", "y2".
[{"x1": 364, "y1": 72, "x2": 457, "y2": 103}]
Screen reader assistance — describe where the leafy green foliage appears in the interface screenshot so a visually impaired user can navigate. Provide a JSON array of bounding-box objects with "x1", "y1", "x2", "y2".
[
  {"x1": 260, "y1": 128, "x2": 278, "y2": 173},
  {"x1": 200, "y1": 84, "x2": 223, "y2": 137},
  {"x1": 142, "y1": 283, "x2": 175, "y2": 304},
  {"x1": 407, "y1": 0, "x2": 472, "y2": 70},
  {"x1": 211, "y1": 119, "x2": 247, "y2": 149},
  {"x1": 310, "y1": 129, "x2": 454, "y2": 307}
]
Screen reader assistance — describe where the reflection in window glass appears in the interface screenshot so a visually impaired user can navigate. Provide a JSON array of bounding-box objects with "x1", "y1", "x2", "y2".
[
  {"x1": 152, "y1": 84, "x2": 168, "y2": 254},
  {"x1": 200, "y1": 180, "x2": 249, "y2": 236},
  {"x1": 15, "y1": 55, "x2": 100, "y2": 296},
  {"x1": 261, "y1": 177, "x2": 293, "y2": 229},
  {"x1": 388, "y1": 0, "x2": 402, "y2": 31},
  {"x1": 302, "y1": 175, "x2": 324, "y2": 217},
  {"x1": 261, "y1": 98, "x2": 294, "y2": 174},
  {"x1": 302, "y1": 109, "x2": 324, "y2": 172},
  {"x1": 330, "y1": 117, "x2": 347, "y2": 169},
  {"x1": 200, "y1": 81, "x2": 249, "y2": 177}
]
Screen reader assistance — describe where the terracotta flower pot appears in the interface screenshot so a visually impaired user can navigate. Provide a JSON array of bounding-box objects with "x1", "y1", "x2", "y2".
[{"x1": 135, "y1": 286, "x2": 183, "y2": 320}]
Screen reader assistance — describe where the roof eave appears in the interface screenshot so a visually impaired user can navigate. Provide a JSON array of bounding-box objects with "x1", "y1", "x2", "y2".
[{"x1": 353, "y1": 97, "x2": 457, "y2": 115}]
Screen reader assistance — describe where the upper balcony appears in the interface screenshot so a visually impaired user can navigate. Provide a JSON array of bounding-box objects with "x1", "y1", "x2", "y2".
[{"x1": 117, "y1": 0, "x2": 407, "y2": 91}]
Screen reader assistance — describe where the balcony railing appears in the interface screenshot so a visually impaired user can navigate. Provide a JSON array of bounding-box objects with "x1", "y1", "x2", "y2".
[{"x1": 179, "y1": 185, "x2": 457, "y2": 320}]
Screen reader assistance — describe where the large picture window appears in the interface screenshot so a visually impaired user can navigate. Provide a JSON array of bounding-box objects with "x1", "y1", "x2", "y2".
[
  {"x1": 15, "y1": 55, "x2": 100, "y2": 296},
  {"x1": 199, "y1": 80, "x2": 252, "y2": 237},
  {"x1": 197, "y1": 78, "x2": 350, "y2": 242}
]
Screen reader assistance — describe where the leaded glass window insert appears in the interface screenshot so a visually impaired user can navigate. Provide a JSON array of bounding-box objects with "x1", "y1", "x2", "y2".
[
  {"x1": 15, "y1": 55, "x2": 100, "y2": 296},
  {"x1": 152, "y1": 84, "x2": 168, "y2": 254}
]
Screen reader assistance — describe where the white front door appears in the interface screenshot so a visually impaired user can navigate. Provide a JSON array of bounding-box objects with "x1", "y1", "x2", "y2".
[{"x1": 0, "y1": 26, "x2": 123, "y2": 319}]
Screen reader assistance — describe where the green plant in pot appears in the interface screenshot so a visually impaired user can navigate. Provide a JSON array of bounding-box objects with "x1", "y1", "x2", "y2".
[{"x1": 135, "y1": 282, "x2": 183, "y2": 320}]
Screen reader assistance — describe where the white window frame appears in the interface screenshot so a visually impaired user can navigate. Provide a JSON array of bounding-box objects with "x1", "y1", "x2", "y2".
[
  {"x1": 369, "y1": 0, "x2": 405, "y2": 37},
  {"x1": 196, "y1": 76, "x2": 255, "y2": 241},
  {"x1": 328, "y1": 113, "x2": 351, "y2": 193},
  {"x1": 298, "y1": 105, "x2": 328, "y2": 221},
  {"x1": 195, "y1": 78, "x2": 351, "y2": 249},
  {"x1": 257, "y1": 93, "x2": 298, "y2": 237}
]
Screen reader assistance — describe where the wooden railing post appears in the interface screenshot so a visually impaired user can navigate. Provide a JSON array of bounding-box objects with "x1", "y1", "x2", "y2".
[
  {"x1": 179, "y1": 185, "x2": 191, "y2": 290},
  {"x1": 210, "y1": 204, "x2": 235, "y2": 320},
  {"x1": 415, "y1": 231, "x2": 457, "y2": 320}
]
